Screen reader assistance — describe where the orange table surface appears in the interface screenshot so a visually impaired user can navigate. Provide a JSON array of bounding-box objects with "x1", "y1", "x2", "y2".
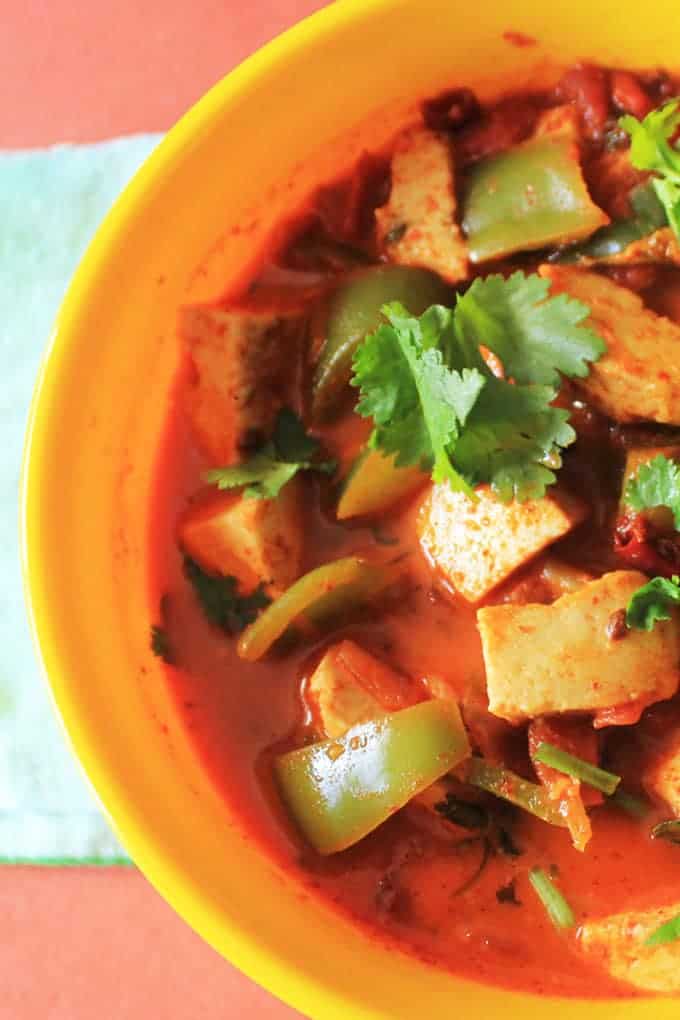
[{"x1": 4, "y1": 2, "x2": 330, "y2": 1017}]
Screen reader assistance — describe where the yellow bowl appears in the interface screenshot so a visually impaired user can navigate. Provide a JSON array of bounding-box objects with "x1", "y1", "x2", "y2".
[{"x1": 21, "y1": 0, "x2": 680, "y2": 1016}]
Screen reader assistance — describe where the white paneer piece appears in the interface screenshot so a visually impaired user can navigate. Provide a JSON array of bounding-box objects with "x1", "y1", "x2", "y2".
[
  {"x1": 305, "y1": 640, "x2": 418, "y2": 738},
  {"x1": 580, "y1": 902, "x2": 680, "y2": 993},
  {"x1": 417, "y1": 482, "x2": 588, "y2": 604},
  {"x1": 478, "y1": 570, "x2": 680, "y2": 722},
  {"x1": 180, "y1": 302, "x2": 302, "y2": 466},
  {"x1": 540, "y1": 264, "x2": 680, "y2": 425},
  {"x1": 179, "y1": 480, "x2": 303, "y2": 597},
  {"x1": 375, "y1": 127, "x2": 468, "y2": 283}
]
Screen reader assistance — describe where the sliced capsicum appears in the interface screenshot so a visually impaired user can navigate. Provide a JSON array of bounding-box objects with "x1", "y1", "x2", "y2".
[
  {"x1": 462, "y1": 136, "x2": 609, "y2": 262},
  {"x1": 336, "y1": 446, "x2": 428, "y2": 520},
  {"x1": 237, "y1": 555, "x2": 400, "y2": 661},
  {"x1": 311, "y1": 264, "x2": 450, "y2": 421},
  {"x1": 275, "y1": 699, "x2": 471, "y2": 854},
  {"x1": 555, "y1": 180, "x2": 668, "y2": 262}
]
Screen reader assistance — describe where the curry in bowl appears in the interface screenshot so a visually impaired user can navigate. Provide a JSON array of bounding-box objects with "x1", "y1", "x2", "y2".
[{"x1": 151, "y1": 62, "x2": 680, "y2": 998}]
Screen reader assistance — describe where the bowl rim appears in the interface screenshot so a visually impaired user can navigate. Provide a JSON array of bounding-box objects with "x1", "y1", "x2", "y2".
[
  {"x1": 19, "y1": 2, "x2": 413, "y2": 1017},
  {"x1": 19, "y1": 1, "x2": 674, "y2": 1016}
]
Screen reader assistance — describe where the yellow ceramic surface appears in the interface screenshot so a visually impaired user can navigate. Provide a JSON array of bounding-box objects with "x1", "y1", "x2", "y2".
[{"x1": 20, "y1": 1, "x2": 680, "y2": 1017}]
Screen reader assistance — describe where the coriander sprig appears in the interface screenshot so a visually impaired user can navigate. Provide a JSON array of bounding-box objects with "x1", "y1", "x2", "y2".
[
  {"x1": 351, "y1": 271, "x2": 604, "y2": 502},
  {"x1": 621, "y1": 98, "x2": 680, "y2": 240}
]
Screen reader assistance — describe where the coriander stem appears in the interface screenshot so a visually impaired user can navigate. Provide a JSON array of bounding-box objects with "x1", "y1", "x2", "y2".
[
  {"x1": 529, "y1": 867, "x2": 575, "y2": 930},
  {"x1": 464, "y1": 758, "x2": 568, "y2": 828},
  {"x1": 534, "y1": 741, "x2": 621, "y2": 795}
]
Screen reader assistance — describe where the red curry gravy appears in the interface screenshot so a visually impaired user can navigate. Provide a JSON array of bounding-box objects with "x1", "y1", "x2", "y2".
[{"x1": 151, "y1": 63, "x2": 680, "y2": 998}]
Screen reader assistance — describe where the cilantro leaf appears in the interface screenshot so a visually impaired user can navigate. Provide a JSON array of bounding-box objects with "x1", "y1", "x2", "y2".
[
  {"x1": 452, "y1": 376, "x2": 575, "y2": 502},
  {"x1": 456, "y1": 271, "x2": 606, "y2": 387},
  {"x1": 625, "y1": 453, "x2": 680, "y2": 529},
  {"x1": 626, "y1": 574, "x2": 680, "y2": 631},
  {"x1": 620, "y1": 99, "x2": 680, "y2": 239},
  {"x1": 183, "y1": 557, "x2": 271, "y2": 632},
  {"x1": 351, "y1": 276, "x2": 595, "y2": 501},
  {"x1": 352, "y1": 303, "x2": 486, "y2": 492},
  {"x1": 206, "y1": 454, "x2": 301, "y2": 500},
  {"x1": 205, "y1": 408, "x2": 336, "y2": 499}
]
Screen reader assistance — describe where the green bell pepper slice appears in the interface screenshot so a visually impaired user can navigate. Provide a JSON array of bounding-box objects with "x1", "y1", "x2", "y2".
[
  {"x1": 237, "y1": 556, "x2": 400, "y2": 661},
  {"x1": 275, "y1": 699, "x2": 471, "y2": 854},
  {"x1": 462, "y1": 136, "x2": 608, "y2": 262},
  {"x1": 555, "y1": 180, "x2": 668, "y2": 262},
  {"x1": 336, "y1": 446, "x2": 427, "y2": 520},
  {"x1": 311, "y1": 265, "x2": 450, "y2": 421}
]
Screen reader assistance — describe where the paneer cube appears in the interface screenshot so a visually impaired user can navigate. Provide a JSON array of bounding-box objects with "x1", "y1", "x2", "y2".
[
  {"x1": 305, "y1": 640, "x2": 420, "y2": 738},
  {"x1": 580, "y1": 901, "x2": 680, "y2": 993},
  {"x1": 179, "y1": 480, "x2": 302, "y2": 596},
  {"x1": 180, "y1": 302, "x2": 303, "y2": 465},
  {"x1": 540, "y1": 265, "x2": 680, "y2": 425},
  {"x1": 478, "y1": 570, "x2": 680, "y2": 722},
  {"x1": 417, "y1": 482, "x2": 588, "y2": 604},
  {"x1": 375, "y1": 127, "x2": 468, "y2": 283}
]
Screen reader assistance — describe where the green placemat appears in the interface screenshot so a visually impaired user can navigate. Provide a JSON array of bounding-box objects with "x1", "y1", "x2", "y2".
[{"x1": 1, "y1": 135, "x2": 162, "y2": 863}]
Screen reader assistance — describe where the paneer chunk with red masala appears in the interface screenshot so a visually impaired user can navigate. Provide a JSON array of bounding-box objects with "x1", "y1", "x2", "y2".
[
  {"x1": 375, "y1": 127, "x2": 468, "y2": 283},
  {"x1": 179, "y1": 480, "x2": 303, "y2": 597},
  {"x1": 478, "y1": 570, "x2": 680, "y2": 723},
  {"x1": 539, "y1": 264, "x2": 680, "y2": 425},
  {"x1": 580, "y1": 902, "x2": 680, "y2": 993},
  {"x1": 180, "y1": 301, "x2": 304, "y2": 466},
  {"x1": 417, "y1": 482, "x2": 587, "y2": 604},
  {"x1": 305, "y1": 640, "x2": 420, "y2": 739}
]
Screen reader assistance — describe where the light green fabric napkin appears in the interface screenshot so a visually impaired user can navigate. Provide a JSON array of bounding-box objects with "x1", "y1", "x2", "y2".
[{"x1": 0, "y1": 135, "x2": 162, "y2": 863}]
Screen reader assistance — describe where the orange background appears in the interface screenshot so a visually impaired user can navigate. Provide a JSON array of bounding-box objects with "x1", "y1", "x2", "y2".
[{"x1": 3, "y1": 2, "x2": 329, "y2": 1016}]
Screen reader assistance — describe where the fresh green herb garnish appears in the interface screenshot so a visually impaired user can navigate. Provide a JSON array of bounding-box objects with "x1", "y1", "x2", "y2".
[
  {"x1": 529, "y1": 867, "x2": 575, "y2": 930},
  {"x1": 626, "y1": 574, "x2": 680, "y2": 631},
  {"x1": 534, "y1": 742, "x2": 621, "y2": 796},
  {"x1": 352, "y1": 303, "x2": 484, "y2": 494},
  {"x1": 183, "y1": 557, "x2": 271, "y2": 632},
  {"x1": 351, "y1": 272, "x2": 604, "y2": 501},
  {"x1": 150, "y1": 624, "x2": 173, "y2": 664},
  {"x1": 620, "y1": 99, "x2": 680, "y2": 239},
  {"x1": 651, "y1": 819, "x2": 680, "y2": 844},
  {"x1": 645, "y1": 912, "x2": 680, "y2": 947},
  {"x1": 206, "y1": 408, "x2": 336, "y2": 499},
  {"x1": 625, "y1": 453, "x2": 680, "y2": 529},
  {"x1": 455, "y1": 272, "x2": 605, "y2": 387}
]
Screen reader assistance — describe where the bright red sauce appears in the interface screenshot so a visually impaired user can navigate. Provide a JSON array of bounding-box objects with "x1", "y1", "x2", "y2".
[{"x1": 150, "y1": 64, "x2": 680, "y2": 998}]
